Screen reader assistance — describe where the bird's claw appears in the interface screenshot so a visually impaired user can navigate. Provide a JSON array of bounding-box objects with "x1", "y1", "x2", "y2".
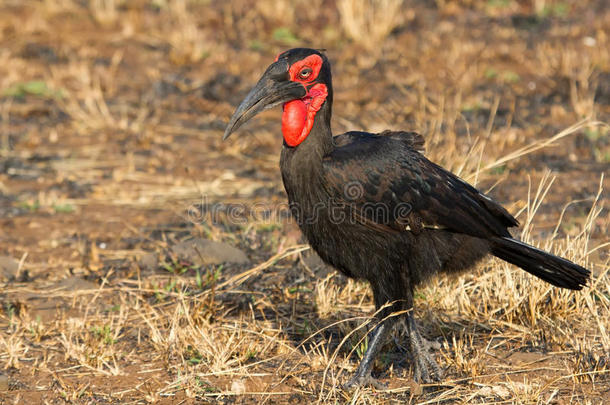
[
  {"x1": 344, "y1": 374, "x2": 387, "y2": 390},
  {"x1": 412, "y1": 350, "x2": 443, "y2": 383}
]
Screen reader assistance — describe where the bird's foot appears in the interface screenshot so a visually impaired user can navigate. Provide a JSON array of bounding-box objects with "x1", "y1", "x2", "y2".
[
  {"x1": 412, "y1": 348, "x2": 443, "y2": 384},
  {"x1": 344, "y1": 373, "x2": 387, "y2": 390},
  {"x1": 405, "y1": 314, "x2": 443, "y2": 383}
]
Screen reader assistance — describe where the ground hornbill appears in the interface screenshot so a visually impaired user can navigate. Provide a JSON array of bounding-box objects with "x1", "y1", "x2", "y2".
[{"x1": 223, "y1": 48, "x2": 590, "y2": 386}]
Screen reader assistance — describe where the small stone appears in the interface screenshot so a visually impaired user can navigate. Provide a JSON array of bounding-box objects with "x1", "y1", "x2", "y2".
[
  {"x1": 301, "y1": 251, "x2": 325, "y2": 270},
  {"x1": 171, "y1": 238, "x2": 249, "y2": 266},
  {"x1": 230, "y1": 379, "x2": 246, "y2": 394},
  {"x1": 139, "y1": 252, "x2": 158, "y2": 271},
  {"x1": 583, "y1": 36, "x2": 596, "y2": 47},
  {"x1": 0, "y1": 256, "x2": 19, "y2": 281},
  {"x1": 492, "y1": 385, "x2": 510, "y2": 398},
  {"x1": 23, "y1": 277, "x2": 99, "y2": 322},
  {"x1": 54, "y1": 276, "x2": 99, "y2": 291},
  {"x1": 0, "y1": 373, "x2": 8, "y2": 390}
]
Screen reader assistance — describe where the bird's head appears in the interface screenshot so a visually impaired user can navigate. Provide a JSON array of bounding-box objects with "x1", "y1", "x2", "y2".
[{"x1": 223, "y1": 48, "x2": 332, "y2": 147}]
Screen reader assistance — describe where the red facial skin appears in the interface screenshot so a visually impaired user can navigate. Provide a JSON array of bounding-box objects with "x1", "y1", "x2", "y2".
[{"x1": 281, "y1": 54, "x2": 328, "y2": 147}]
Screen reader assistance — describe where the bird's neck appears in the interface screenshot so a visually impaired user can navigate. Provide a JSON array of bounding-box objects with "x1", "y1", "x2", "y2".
[
  {"x1": 280, "y1": 98, "x2": 334, "y2": 203},
  {"x1": 285, "y1": 97, "x2": 334, "y2": 157}
]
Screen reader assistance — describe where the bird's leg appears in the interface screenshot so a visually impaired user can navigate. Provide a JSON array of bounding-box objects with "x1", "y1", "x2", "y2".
[
  {"x1": 345, "y1": 320, "x2": 393, "y2": 388},
  {"x1": 400, "y1": 277, "x2": 442, "y2": 383},
  {"x1": 405, "y1": 310, "x2": 442, "y2": 383}
]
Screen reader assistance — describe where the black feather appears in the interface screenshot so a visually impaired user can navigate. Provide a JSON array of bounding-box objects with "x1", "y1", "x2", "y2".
[
  {"x1": 230, "y1": 48, "x2": 591, "y2": 384},
  {"x1": 491, "y1": 237, "x2": 590, "y2": 290}
]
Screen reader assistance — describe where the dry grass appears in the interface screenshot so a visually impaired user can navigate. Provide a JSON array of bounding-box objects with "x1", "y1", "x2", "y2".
[
  {"x1": 0, "y1": 0, "x2": 608, "y2": 403},
  {"x1": 338, "y1": 0, "x2": 406, "y2": 50}
]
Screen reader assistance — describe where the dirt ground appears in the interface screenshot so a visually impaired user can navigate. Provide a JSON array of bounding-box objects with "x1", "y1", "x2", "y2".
[{"x1": 0, "y1": 0, "x2": 608, "y2": 404}]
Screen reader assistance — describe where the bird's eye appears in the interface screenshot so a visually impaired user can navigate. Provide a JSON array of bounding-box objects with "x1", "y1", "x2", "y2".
[{"x1": 299, "y1": 67, "x2": 313, "y2": 80}]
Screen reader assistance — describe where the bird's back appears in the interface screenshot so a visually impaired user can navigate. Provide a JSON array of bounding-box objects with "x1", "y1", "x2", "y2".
[{"x1": 324, "y1": 131, "x2": 518, "y2": 238}]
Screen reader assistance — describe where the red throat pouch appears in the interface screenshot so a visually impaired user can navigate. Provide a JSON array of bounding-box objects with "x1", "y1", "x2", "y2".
[{"x1": 282, "y1": 83, "x2": 328, "y2": 147}]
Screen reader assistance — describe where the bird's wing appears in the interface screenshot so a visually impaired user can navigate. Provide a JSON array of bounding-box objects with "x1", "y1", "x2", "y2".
[
  {"x1": 333, "y1": 130, "x2": 425, "y2": 152},
  {"x1": 323, "y1": 131, "x2": 518, "y2": 239}
]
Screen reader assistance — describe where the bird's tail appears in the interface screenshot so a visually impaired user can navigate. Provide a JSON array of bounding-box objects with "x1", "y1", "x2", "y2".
[{"x1": 490, "y1": 237, "x2": 590, "y2": 290}]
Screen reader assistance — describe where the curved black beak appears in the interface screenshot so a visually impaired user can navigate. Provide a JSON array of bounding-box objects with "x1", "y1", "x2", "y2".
[{"x1": 223, "y1": 59, "x2": 306, "y2": 140}]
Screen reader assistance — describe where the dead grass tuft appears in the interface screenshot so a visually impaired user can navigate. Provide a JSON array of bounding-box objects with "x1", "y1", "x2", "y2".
[{"x1": 338, "y1": 0, "x2": 406, "y2": 52}]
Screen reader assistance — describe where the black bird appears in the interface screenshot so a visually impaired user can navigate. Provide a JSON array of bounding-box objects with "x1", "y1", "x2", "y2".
[{"x1": 223, "y1": 48, "x2": 590, "y2": 385}]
